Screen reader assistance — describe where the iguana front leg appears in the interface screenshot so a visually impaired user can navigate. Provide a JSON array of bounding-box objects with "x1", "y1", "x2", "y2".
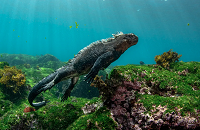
[
  {"x1": 61, "y1": 77, "x2": 79, "y2": 102},
  {"x1": 84, "y1": 50, "x2": 121, "y2": 83}
]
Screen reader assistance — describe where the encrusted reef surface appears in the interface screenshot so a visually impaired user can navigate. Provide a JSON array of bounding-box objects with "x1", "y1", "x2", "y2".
[
  {"x1": 0, "y1": 60, "x2": 199, "y2": 130},
  {"x1": 92, "y1": 61, "x2": 200, "y2": 130}
]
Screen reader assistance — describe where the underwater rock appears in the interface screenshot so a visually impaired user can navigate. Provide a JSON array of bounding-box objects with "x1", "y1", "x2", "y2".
[
  {"x1": 91, "y1": 62, "x2": 200, "y2": 129},
  {"x1": 0, "y1": 53, "x2": 63, "y2": 67},
  {"x1": 10, "y1": 58, "x2": 26, "y2": 66},
  {"x1": 23, "y1": 63, "x2": 31, "y2": 68},
  {"x1": 0, "y1": 54, "x2": 36, "y2": 66},
  {"x1": 37, "y1": 54, "x2": 60, "y2": 64}
]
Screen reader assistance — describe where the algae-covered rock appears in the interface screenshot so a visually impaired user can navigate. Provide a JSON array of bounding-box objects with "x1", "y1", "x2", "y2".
[
  {"x1": 0, "y1": 60, "x2": 199, "y2": 130},
  {"x1": 0, "y1": 96, "x2": 117, "y2": 130},
  {"x1": 0, "y1": 53, "x2": 64, "y2": 68},
  {"x1": 0, "y1": 53, "x2": 36, "y2": 66},
  {"x1": 92, "y1": 61, "x2": 200, "y2": 129},
  {"x1": 37, "y1": 54, "x2": 60, "y2": 64}
]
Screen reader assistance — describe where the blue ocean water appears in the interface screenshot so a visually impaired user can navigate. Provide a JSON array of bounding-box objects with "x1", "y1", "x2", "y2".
[{"x1": 0, "y1": 0, "x2": 199, "y2": 66}]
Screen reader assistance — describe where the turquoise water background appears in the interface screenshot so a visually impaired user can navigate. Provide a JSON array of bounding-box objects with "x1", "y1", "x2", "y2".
[{"x1": 0, "y1": 0, "x2": 199, "y2": 65}]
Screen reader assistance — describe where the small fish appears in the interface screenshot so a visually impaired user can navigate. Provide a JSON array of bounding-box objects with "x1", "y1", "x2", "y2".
[
  {"x1": 23, "y1": 107, "x2": 36, "y2": 113},
  {"x1": 75, "y1": 21, "x2": 79, "y2": 28},
  {"x1": 56, "y1": 18, "x2": 57, "y2": 19},
  {"x1": 26, "y1": 41, "x2": 27, "y2": 43},
  {"x1": 13, "y1": 29, "x2": 15, "y2": 31},
  {"x1": 1, "y1": 54, "x2": 2, "y2": 57},
  {"x1": 18, "y1": 36, "x2": 20, "y2": 37},
  {"x1": 69, "y1": 26, "x2": 72, "y2": 29},
  {"x1": 140, "y1": 61, "x2": 145, "y2": 65},
  {"x1": 187, "y1": 23, "x2": 190, "y2": 26},
  {"x1": 45, "y1": 37, "x2": 46, "y2": 39}
]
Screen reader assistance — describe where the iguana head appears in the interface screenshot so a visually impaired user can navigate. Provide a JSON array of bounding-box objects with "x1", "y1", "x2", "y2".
[{"x1": 113, "y1": 32, "x2": 138, "y2": 53}]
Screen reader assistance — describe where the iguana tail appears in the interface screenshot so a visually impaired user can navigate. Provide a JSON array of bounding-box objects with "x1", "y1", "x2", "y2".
[{"x1": 28, "y1": 72, "x2": 58, "y2": 108}]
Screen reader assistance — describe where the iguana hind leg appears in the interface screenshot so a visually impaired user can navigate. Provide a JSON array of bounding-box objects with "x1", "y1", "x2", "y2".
[{"x1": 61, "y1": 77, "x2": 79, "y2": 102}]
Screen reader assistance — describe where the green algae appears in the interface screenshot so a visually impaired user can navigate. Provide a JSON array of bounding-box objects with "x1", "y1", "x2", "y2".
[
  {"x1": 67, "y1": 105, "x2": 116, "y2": 130},
  {"x1": 0, "y1": 61, "x2": 199, "y2": 129},
  {"x1": 0, "y1": 62, "x2": 9, "y2": 69},
  {"x1": 17, "y1": 67, "x2": 54, "y2": 87},
  {"x1": 0, "y1": 96, "x2": 117, "y2": 130},
  {"x1": 110, "y1": 62, "x2": 200, "y2": 117}
]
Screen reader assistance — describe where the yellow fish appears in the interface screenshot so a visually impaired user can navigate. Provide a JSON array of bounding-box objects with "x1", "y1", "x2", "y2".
[
  {"x1": 56, "y1": 18, "x2": 57, "y2": 19},
  {"x1": 45, "y1": 37, "x2": 46, "y2": 39},
  {"x1": 187, "y1": 23, "x2": 190, "y2": 26},
  {"x1": 1, "y1": 54, "x2": 2, "y2": 57},
  {"x1": 18, "y1": 36, "x2": 20, "y2": 37},
  {"x1": 75, "y1": 21, "x2": 79, "y2": 28},
  {"x1": 13, "y1": 29, "x2": 15, "y2": 31},
  {"x1": 69, "y1": 26, "x2": 72, "y2": 29},
  {"x1": 26, "y1": 41, "x2": 27, "y2": 43}
]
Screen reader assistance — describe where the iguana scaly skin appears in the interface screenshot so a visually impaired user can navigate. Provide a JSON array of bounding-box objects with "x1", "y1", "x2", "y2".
[{"x1": 28, "y1": 32, "x2": 138, "y2": 108}]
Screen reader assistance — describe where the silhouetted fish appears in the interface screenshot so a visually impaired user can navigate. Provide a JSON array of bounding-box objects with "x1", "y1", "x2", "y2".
[{"x1": 140, "y1": 61, "x2": 145, "y2": 65}]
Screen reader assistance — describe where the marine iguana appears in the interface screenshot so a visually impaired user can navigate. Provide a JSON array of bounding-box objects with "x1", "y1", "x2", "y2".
[{"x1": 28, "y1": 32, "x2": 138, "y2": 108}]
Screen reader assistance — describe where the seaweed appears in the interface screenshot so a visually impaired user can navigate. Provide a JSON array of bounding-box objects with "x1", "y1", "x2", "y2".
[
  {"x1": 0, "y1": 65, "x2": 26, "y2": 94},
  {"x1": 154, "y1": 49, "x2": 182, "y2": 68}
]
